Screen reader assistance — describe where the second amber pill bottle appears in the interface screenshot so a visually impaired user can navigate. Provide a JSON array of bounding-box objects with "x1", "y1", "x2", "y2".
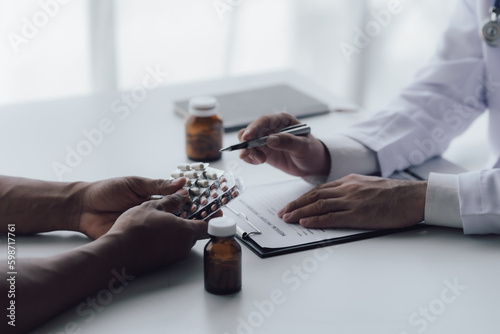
[
  {"x1": 185, "y1": 96, "x2": 223, "y2": 162},
  {"x1": 204, "y1": 217, "x2": 242, "y2": 295}
]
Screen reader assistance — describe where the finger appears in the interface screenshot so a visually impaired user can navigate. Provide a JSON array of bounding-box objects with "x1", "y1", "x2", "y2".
[
  {"x1": 248, "y1": 147, "x2": 267, "y2": 164},
  {"x1": 241, "y1": 155, "x2": 256, "y2": 165},
  {"x1": 316, "y1": 179, "x2": 343, "y2": 190},
  {"x1": 154, "y1": 177, "x2": 186, "y2": 195},
  {"x1": 278, "y1": 187, "x2": 328, "y2": 217},
  {"x1": 299, "y1": 211, "x2": 352, "y2": 229},
  {"x1": 277, "y1": 180, "x2": 346, "y2": 217},
  {"x1": 241, "y1": 112, "x2": 299, "y2": 141},
  {"x1": 239, "y1": 148, "x2": 251, "y2": 161},
  {"x1": 240, "y1": 147, "x2": 267, "y2": 165},
  {"x1": 238, "y1": 128, "x2": 246, "y2": 141},
  {"x1": 266, "y1": 133, "x2": 310, "y2": 155},
  {"x1": 126, "y1": 176, "x2": 186, "y2": 198},
  {"x1": 151, "y1": 188, "x2": 189, "y2": 213},
  {"x1": 186, "y1": 219, "x2": 210, "y2": 240},
  {"x1": 207, "y1": 210, "x2": 223, "y2": 220},
  {"x1": 281, "y1": 198, "x2": 347, "y2": 224}
]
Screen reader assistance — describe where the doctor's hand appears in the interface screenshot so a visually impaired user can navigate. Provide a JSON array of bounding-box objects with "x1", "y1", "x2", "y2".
[
  {"x1": 238, "y1": 112, "x2": 331, "y2": 177},
  {"x1": 278, "y1": 174, "x2": 427, "y2": 230},
  {"x1": 76, "y1": 176, "x2": 187, "y2": 239}
]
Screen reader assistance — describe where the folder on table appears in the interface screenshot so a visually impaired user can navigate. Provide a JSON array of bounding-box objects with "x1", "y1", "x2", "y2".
[{"x1": 174, "y1": 84, "x2": 330, "y2": 132}]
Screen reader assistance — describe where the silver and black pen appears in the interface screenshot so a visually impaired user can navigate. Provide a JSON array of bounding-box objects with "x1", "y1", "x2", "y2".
[{"x1": 220, "y1": 124, "x2": 311, "y2": 152}]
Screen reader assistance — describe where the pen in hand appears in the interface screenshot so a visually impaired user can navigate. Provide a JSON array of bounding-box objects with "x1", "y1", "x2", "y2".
[{"x1": 220, "y1": 124, "x2": 311, "y2": 152}]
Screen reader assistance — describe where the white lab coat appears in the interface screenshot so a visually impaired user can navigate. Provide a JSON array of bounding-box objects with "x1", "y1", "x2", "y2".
[{"x1": 340, "y1": 0, "x2": 500, "y2": 234}]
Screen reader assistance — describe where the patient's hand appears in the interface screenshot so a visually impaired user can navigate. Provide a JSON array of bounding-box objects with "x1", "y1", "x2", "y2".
[
  {"x1": 105, "y1": 188, "x2": 209, "y2": 275},
  {"x1": 77, "y1": 176, "x2": 186, "y2": 239}
]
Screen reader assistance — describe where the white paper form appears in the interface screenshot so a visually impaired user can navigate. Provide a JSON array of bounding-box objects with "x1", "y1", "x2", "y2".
[{"x1": 222, "y1": 179, "x2": 368, "y2": 249}]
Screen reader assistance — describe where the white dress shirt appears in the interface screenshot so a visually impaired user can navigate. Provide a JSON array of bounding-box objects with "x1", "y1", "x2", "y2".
[{"x1": 317, "y1": 0, "x2": 500, "y2": 234}]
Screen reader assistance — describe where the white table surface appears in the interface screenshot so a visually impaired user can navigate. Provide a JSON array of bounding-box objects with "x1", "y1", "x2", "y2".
[{"x1": 0, "y1": 71, "x2": 499, "y2": 334}]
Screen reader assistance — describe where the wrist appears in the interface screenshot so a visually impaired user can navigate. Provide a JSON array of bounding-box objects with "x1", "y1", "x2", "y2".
[
  {"x1": 410, "y1": 180, "x2": 428, "y2": 222},
  {"x1": 308, "y1": 138, "x2": 331, "y2": 177},
  {"x1": 62, "y1": 181, "x2": 88, "y2": 233},
  {"x1": 90, "y1": 233, "x2": 128, "y2": 270},
  {"x1": 98, "y1": 229, "x2": 144, "y2": 276},
  {"x1": 23, "y1": 180, "x2": 88, "y2": 233},
  {"x1": 0, "y1": 176, "x2": 88, "y2": 234},
  {"x1": 316, "y1": 139, "x2": 332, "y2": 177}
]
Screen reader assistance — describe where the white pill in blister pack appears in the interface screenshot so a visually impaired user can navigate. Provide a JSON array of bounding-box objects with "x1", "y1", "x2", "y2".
[
  {"x1": 190, "y1": 162, "x2": 205, "y2": 171},
  {"x1": 171, "y1": 171, "x2": 184, "y2": 178},
  {"x1": 196, "y1": 179, "x2": 209, "y2": 188},
  {"x1": 184, "y1": 171, "x2": 198, "y2": 179},
  {"x1": 205, "y1": 171, "x2": 218, "y2": 180},
  {"x1": 177, "y1": 163, "x2": 191, "y2": 171},
  {"x1": 189, "y1": 187, "x2": 201, "y2": 196}
]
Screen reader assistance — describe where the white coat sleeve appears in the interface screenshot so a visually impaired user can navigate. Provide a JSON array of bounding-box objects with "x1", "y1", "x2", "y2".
[
  {"x1": 302, "y1": 134, "x2": 379, "y2": 185},
  {"x1": 340, "y1": 0, "x2": 486, "y2": 178},
  {"x1": 333, "y1": 1, "x2": 500, "y2": 234},
  {"x1": 311, "y1": 135, "x2": 465, "y2": 230}
]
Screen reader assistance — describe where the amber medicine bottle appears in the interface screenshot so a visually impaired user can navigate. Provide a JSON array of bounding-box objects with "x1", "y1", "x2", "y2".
[
  {"x1": 185, "y1": 96, "x2": 223, "y2": 161},
  {"x1": 204, "y1": 217, "x2": 242, "y2": 295}
]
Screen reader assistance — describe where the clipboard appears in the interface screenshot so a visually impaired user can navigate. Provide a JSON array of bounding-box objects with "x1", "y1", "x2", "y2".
[
  {"x1": 221, "y1": 179, "x2": 425, "y2": 259},
  {"x1": 235, "y1": 224, "x2": 427, "y2": 258},
  {"x1": 222, "y1": 156, "x2": 466, "y2": 259}
]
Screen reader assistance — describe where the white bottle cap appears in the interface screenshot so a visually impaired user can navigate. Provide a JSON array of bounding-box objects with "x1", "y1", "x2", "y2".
[
  {"x1": 189, "y1": 96, "x2": 218, "y2": 117},
  {"x1": 208, "y1": 217, "x2": 236, "y2": 237}
]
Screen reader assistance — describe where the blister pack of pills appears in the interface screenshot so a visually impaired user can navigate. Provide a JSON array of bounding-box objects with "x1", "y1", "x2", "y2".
[{"x1": 171, "y1": 162, "x2": 244, "y2": 220}]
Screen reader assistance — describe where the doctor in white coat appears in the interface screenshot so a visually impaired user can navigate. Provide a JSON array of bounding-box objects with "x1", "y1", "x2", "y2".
[{"x1": 238, "y1": 0, "x2": 500, "y2": 235}]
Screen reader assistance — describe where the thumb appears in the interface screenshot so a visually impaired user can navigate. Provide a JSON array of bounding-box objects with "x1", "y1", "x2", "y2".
[
  {"x1": 186, "y1": 219, "x2": 210, "y2": 240},
  {"x1": 156, "y1": 177, "x2": 187, "y2": 195},
  {"x1": 266, "y1": 133, "x2": 309, "y2": 154},
  {"x1": 153, "y1": 188, "x2": 189, "y2": 213},
  {"x1": 131, "y1": 177, "x2": 186, "y2": 197}
]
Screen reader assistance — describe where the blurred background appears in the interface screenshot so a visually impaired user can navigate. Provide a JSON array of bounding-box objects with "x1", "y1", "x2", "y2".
[
  {"x1": 0, "y1": 0, "x2": 458, "y2": 109},
  {"x1": 0, "y1": 0, "x2": 488, "y2": 169}
]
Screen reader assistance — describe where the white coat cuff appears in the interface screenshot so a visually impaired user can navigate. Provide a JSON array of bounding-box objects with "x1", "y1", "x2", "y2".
[
  {"x1": 425, "y1": 173, "x2": 463, "y2": 229},
  {"x1": 303, "y1": 135, "x2": 379, "y2": 184},
  {"x1": 458, "y1": 170, "x2": 500, "y2": 234}
]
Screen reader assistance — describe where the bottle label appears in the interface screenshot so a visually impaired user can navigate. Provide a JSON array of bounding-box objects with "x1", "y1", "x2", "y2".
[
  {"x1": 186, "y1": 122, "x2": 222, "y2": 161},
  {"x1": 186, "y1": 131, "x2": 222, "y2": 160}
]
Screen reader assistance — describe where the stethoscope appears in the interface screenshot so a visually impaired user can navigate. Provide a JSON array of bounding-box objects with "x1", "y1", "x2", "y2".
[{"x1": 482, "y1": 0, "x2": 500, "y2": 46}]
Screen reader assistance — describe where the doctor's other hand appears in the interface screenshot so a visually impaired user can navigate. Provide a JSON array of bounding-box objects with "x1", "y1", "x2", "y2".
[
  {"x1": 77, "y1": 176, "x2": 187, "y2": 240},
  {"x1": 278, "y1": 174, "x2": 427, "y2": 230},
  {"x1": 238, "y1": 112, "x2": 331, "y2": 177},
  {"x1": 104, "y1": 188, "x2": 209, "y2": 275}
]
